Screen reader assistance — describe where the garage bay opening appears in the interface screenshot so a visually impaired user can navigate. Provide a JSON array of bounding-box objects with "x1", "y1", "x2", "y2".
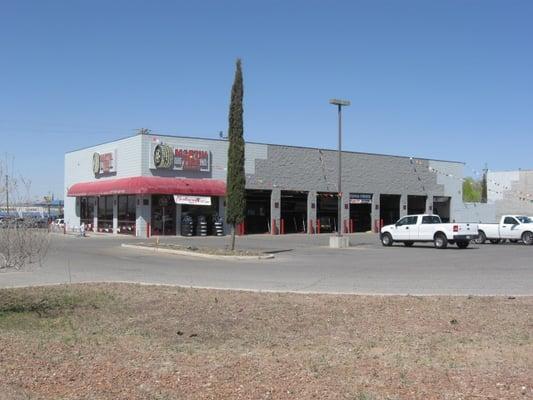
[
  {"x1": 349, "y1": 193, "x2": 372, "y2": 232},
  {"x1": 281, "y1": 191, "x2": 307, "y2": 233},
  {"x1": 244, "y1": 190, "x2": 271, "y2": 234},
  {"x1": 407, "y1": 195, "x2": 427, "y2": 215},
  {"x1": 380, "y1": 194, "x2": 401, "y2": 227},
  {"x1": 433, "y1": 196, "x2": 451, "y2": 222},
  {"x1": 317, "y1": 192, "x2": 338, "y2": 233}
]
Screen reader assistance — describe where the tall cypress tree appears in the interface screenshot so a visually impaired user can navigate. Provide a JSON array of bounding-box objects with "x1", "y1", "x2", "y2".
[
  {"x1": 481, "y1": 167, "x2": 488, "y2": 203},
  {"x1": 226, "y1": 59, "x2": 246, "y2": 250}
]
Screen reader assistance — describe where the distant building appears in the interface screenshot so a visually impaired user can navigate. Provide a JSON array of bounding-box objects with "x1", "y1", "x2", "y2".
[{"x1": 487, "y1": 170, "x2": 533, "y2": 218}]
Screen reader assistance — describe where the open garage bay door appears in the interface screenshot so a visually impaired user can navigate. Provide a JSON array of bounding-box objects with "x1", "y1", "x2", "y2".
[
  {"x1": 408, "y1": 195, "x2": 427, "y2": 215},
  {"x1": 281, "y1": 191, "x2": 307, "y2": 233},
  {"x1": 244, "y1": 190, "x2": 271, "y2": 234},
  {"x1": 317, "y1": 192, "x2": 338, "y2": 233},
  {"x1": 433, "y1": 196, "x2": 451, "y2": 223},
  {"x1": 380, "y1": 194, "x2": 401, "y2": 226},
  {"x1": 349, "y1": 193, "x2": 372, "y2": 232}
]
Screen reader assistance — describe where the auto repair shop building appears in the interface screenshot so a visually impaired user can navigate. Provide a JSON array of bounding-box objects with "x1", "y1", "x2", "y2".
[{"x1": 64, "y1": 132, "x2": 465, "y2": 238}]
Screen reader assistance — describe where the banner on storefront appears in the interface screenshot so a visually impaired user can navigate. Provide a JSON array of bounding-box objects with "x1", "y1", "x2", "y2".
[{"x1": 173, "y1": 195, "x2": 212, "y2": 206}]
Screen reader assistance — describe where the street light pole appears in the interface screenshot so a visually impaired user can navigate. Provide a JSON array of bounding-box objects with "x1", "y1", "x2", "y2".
[
  {"x1": 329, "y1": 99, "x2": 350, "y2": 237},
  {"x1": 5, "y1": 174, "x2": 8, "y2": 216},
  {"x1": 336, "y1": 104, "x2": 342, "y2": 237}
]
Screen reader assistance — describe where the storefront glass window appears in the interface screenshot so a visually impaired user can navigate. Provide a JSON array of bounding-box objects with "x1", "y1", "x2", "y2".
[
  {"x1": 98, "y1": 196, "x2": 114, "y2": 232},
  {"x1": 80, "y1": 196, "x2": 95, "y2": 231},
  {"x1": 118, "y1": 195, "x2": 136, "y2": 234}
]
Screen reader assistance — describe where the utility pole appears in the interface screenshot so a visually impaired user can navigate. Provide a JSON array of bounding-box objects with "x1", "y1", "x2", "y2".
[{"x1": 5, "y1": 174, "x2": 8, "y2": 216}]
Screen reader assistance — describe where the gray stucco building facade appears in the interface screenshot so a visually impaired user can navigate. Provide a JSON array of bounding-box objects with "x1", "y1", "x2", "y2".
[
  {"x1": 64, "y1": 132, "x2": 467, "y2": 238},
  {"x1": 487, "y1": 170, "x2": 533, "y2": 219}
]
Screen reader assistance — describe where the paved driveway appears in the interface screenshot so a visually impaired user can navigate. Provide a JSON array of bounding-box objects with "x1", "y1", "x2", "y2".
[{"x1": 0, "y1": 233, "x2": 532, "y2": 295}]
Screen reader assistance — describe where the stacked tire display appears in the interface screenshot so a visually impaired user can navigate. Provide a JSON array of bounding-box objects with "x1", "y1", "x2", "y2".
[
  {"x1": 180, "y1": 214, "x2": 225, "y2": 237},
  {"x1": 196, "y1": 216, "x2": 208, "y2": 237},
  {"x1": 213, "y1": 215, "x2": 224, "y2": 236},
  {"x1": 180, "y1": 215, "x2": 194, "y2": 236}
]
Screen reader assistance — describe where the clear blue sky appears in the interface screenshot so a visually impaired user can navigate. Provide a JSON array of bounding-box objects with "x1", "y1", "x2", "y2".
[{"x1": 1, "y1": 0, "x2": 531, "y2": 200}]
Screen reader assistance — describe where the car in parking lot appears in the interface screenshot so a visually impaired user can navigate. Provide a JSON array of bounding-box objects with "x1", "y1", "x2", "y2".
[
  {"x1": 380, "y1": 214, "x2": 478, "y2": 249},
  {"x1": 476, "y1": 215, "x2": 533, "y2": 245}
]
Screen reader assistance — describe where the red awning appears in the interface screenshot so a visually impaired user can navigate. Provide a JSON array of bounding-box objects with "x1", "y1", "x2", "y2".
[{"x1": 67, "y1": 176, "x2": 226, "y2": 197}]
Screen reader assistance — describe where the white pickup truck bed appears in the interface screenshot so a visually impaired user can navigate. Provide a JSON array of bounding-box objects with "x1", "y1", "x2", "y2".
[{"x1": 380, "y1": 214, "x2": 478, "y2": 249}]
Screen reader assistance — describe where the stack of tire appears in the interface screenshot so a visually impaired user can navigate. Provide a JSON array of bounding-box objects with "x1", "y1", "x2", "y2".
[
  {"x1": 213, "y1": 215, "x2": 224, "y2": 236},
  {"x1": 196, "y1": 216, "x2": 208, "y2": 236},
  {"x1": 181, "y1": 215, "x2": 194, "y2": 236}
]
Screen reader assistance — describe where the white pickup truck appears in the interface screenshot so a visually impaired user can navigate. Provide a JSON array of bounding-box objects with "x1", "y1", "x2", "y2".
[
  {"x1": 380, "y1": 214, "x2": 478, "y2": 249},
  {"x1": 476, "y1": 215, "x2": 533, "y2": 245}
]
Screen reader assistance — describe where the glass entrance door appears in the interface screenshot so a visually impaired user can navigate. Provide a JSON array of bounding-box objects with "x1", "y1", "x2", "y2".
[{"x1": 151, "y1": 195, "x2": 176, "y2": 235}]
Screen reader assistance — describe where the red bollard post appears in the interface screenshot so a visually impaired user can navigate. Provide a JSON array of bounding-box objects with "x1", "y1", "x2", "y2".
[
  {"x1": 146, "y1": 222, "x2": 151, "y2": 238},
  {"x1": 271, "y1": 219, "x2": 277, "y2": 235},
  {"x1": 380, "y1": 219, "x2": 384, "y2": 229},
  {"x1": 281, "y1": 219, "x2": 285, "y2": 235},
  {"x1": 308, "y1": 219, "x2": 313, "y2": 234},
  {"x1": 317, "y1": 219, "x2": 321, "y2": 234}
]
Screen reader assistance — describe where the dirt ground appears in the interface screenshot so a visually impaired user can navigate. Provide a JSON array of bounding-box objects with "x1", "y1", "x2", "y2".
[{"x1": 0, "y1": 284, "x2": 531, "y2": 400}]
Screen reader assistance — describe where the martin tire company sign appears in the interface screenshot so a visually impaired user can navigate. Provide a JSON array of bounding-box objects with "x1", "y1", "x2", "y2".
[
  {"x1": 93, "y1": 150, "x2": 117, "y2": 176},
  {"x1": 152, "y1": 142, "x2": 210, "y2": 172}
]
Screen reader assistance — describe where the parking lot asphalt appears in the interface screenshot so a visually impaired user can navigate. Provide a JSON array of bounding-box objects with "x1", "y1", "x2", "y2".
[{"x1": 0, "y1": 233, "x2": 532, "y2": 295}]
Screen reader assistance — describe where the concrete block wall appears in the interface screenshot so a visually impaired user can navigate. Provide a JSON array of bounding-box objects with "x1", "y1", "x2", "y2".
[
  {"x1": 246, "y1": 145, "x2": 466, "y2": 230},
  {"x1": 247, "y1": 146, "x2": 449, "y2": 195},
  {"x1": 488, "y1": 170, "x2": 533, "y2": 219}
]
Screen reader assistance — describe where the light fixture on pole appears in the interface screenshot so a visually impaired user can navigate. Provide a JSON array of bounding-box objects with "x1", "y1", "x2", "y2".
[{"x1": 329, "y1": 99, "x2": 350, "y2": 245}]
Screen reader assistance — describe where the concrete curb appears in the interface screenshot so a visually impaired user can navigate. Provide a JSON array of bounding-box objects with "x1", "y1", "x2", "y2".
[
  {"x1": 3, "y1": 280, "x2": 532, "y2": 298},
  {"x1": 120, "y1": 243, "x2": 275, "y2": 260}
]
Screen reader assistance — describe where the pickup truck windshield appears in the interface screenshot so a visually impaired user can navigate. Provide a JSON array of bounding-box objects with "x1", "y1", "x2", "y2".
[
  {"x1": 517, "y1": 216, "x2": 532, "y2": 223},
  {"x1": 421, "y1": 216, "x2": 441, "y2": 224}
]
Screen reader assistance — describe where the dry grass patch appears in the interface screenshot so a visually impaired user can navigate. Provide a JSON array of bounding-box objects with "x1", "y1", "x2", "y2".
[{"x1": 0, "y1": 283, "x2": 531, "y2": 399}]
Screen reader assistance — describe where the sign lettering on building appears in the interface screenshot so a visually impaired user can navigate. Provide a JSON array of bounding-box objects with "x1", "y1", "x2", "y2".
[
  {"x1": 151, "y1": 142, "x2": 210, "y2": 172},
  {"x1": 92, "y1": 150, "x2": 117, "y2": 175},
  {"x1": 173, "y1": 195, "x2": 212, "y2": 206},
  {"x1": 349, "y1": 193, "x2": 373, "y2": 204},
  {"x1": 174, "y1": 149, "x2": 210, "y2": 171}
]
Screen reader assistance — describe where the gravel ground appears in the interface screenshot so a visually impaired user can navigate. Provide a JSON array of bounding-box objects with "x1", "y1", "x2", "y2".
[
  {"x1": 133, "y1": 241, "x2": 267, "y2": 256},
  {"x1": 0, "y1": 283, "x2": 532, "y2": 399}
]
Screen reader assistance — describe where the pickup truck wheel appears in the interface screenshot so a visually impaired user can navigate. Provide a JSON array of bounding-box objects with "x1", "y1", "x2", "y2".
[
  {"x1": 381, "y1": 233, "x2": 393, "y2": 247},
  {"x1": 434, "y1": 233, "x2": 448, "y2": 249},
  {"x1": 457, "y1": 241, "x2": 470, "y2": 249},
  {"x1": 489, "y1": 239, "x2": 501, "y2": 244},
  {"x1": 522, "y1": 231, "x2": 533, "y2": 245},
  {"x1": 474, "y1": 231, "x2": 486, "y2": 244},
  {"x1": 403, "y1": 241, "x2": 414, "y2": 247}
]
